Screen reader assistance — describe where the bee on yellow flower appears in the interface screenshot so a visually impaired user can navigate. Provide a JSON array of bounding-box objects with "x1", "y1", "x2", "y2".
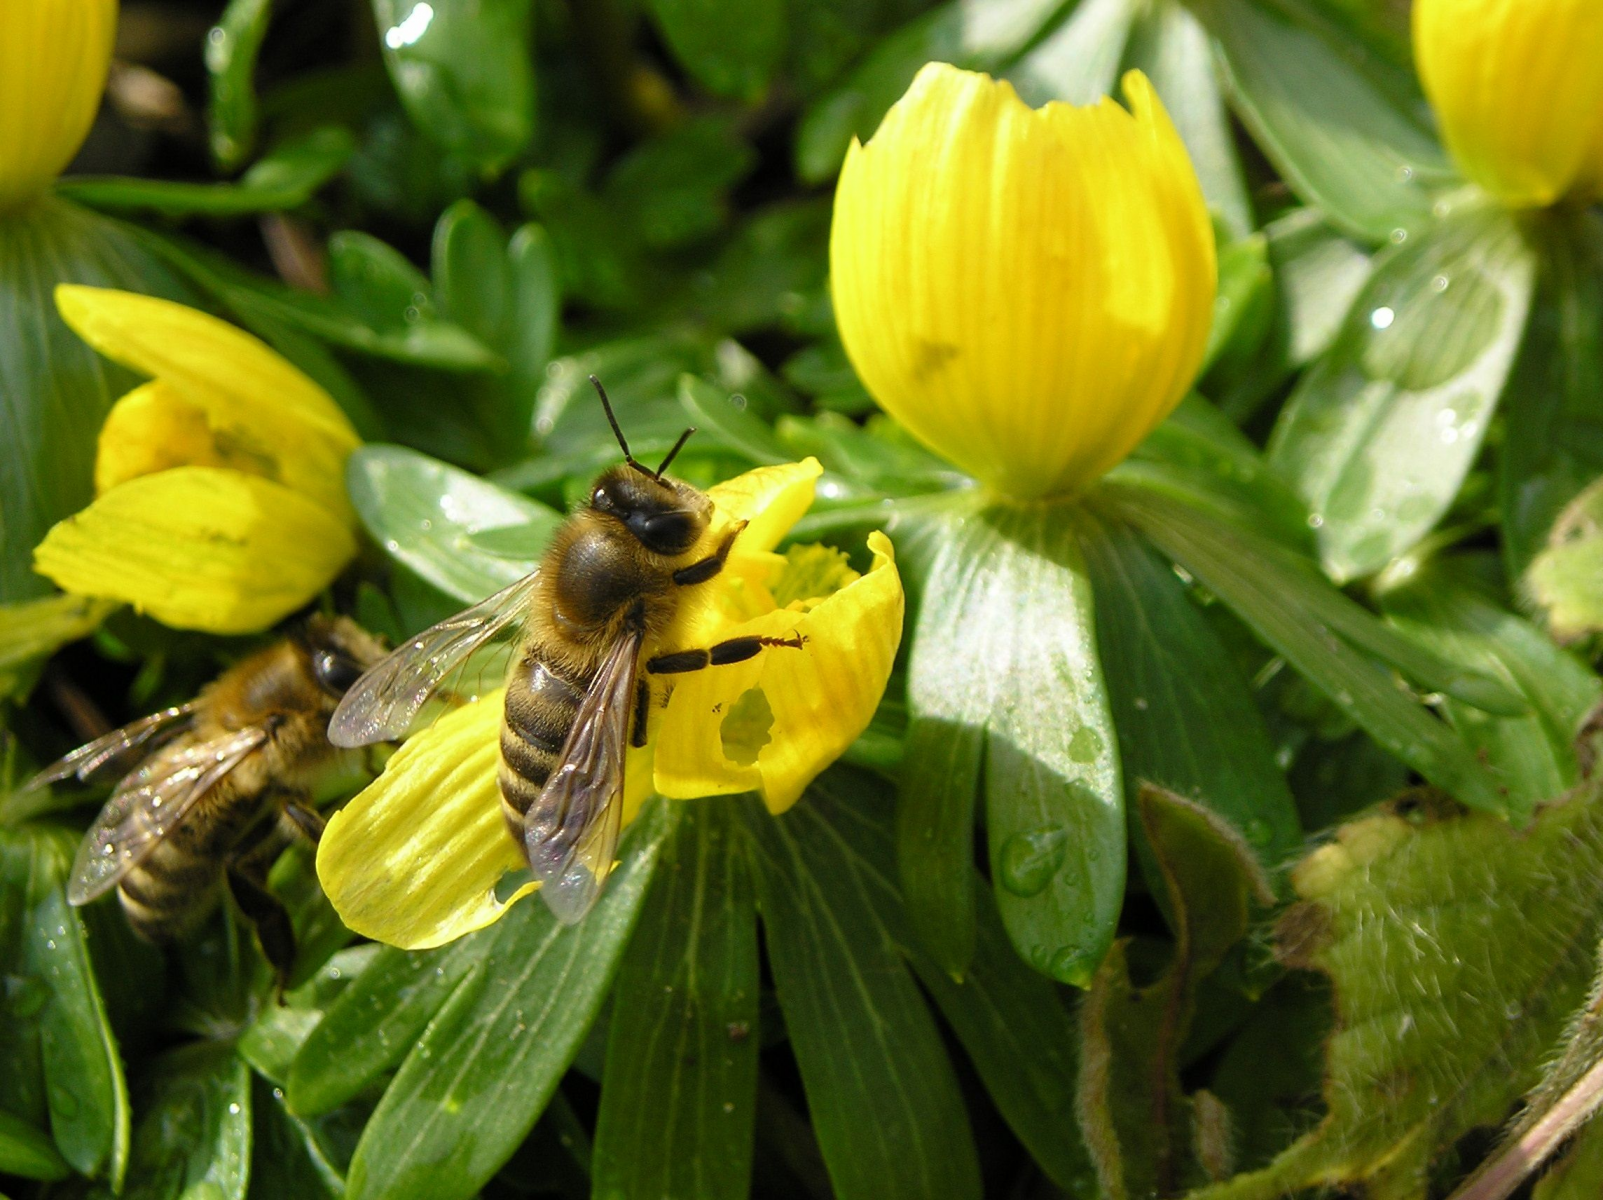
[{"x1": 33, "y1": 287, "x2": 362, "y2": 633}]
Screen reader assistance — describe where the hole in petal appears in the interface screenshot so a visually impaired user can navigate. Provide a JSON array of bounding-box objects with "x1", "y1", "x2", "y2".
[{"x1": 720, "y1": 687, "x2": 775, "y2": 765}]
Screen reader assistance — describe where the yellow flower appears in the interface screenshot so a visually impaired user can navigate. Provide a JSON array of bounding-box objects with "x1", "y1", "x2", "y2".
[
  {"x1": 33, "y1": 286, "x2": 361, "y2": 634},
  {"x1": 830, "y1": 64, "x2": 1216, "y2": 501},
  {"x1": 1414, "y1": 0, "x2": 1603, "y2": 207},
  {"x1": 0, "y1": 0, "x2": 118, "y2": 211},
  {"x1": 317, "y1": 460, "x2": 905, "y2": 949}
]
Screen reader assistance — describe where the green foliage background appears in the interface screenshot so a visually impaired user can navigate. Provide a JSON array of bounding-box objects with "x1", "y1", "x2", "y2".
[{"x1": 6, "y1": 0, "x2": 1603, "y2": 1197}]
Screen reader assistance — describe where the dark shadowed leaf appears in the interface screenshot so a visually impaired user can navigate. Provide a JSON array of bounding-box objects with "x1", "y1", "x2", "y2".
[
  {"x1": 743, "y1": 771, "x2": 982, "y2": 1200},
  {"x1": 649, "y1": 0, "x2": 784, "y2": 97},
  {"x1": 106, "y1": 1043, "x2": 249, "y2": 1200},
  {"x1": 592, "y1": 799, "x2": 758, "y2": 1200},
  {"x1": 0, "y1": 1107, "x2": 68, "y2": 1181}
]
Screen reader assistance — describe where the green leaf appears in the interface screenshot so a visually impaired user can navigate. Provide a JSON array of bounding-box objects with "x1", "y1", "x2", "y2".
[
  {"x1": 1078, "y1": 786, "x2": 1273, "y2": 1200},
  {"x1": 248, "y1": 1077, "x2": 341, "y2": 1200},
  {"x1": 1201, "y1": 234, "x2": 1274, "y2": 372},
  {"x1": 286, "y1": 935, "x2": 485, "y2": 1117},
  {"x1": 1379, "y1": 556, "x2": 1600, "y2": 822},
  {"x1": 894, "y1": 498, "x2": 1126, "y2": 985},
  {"x1": 1107, "y1": 485, "x2": 1515, "y2": 815},
  {"x1": 239, "y1": 944, "x2": 381, "y2": 1085},
  {"x1": 0, "y1": 826, "x2": 128, "y2": 1186},
  {"x1": 1499, "y1": 209, "x2": 1603, "y2": 578},
  {"x1": 648, "y1": 0, "x2": 784, "y2": 98},
  {"x1": 1534, "y1": 1118, "x2": 1603, "y2": 1200},
  {"x1": 59, "y1": 128, "x2": 354, "y2": 216},
  {"x1": 909, "y1": 879, "x2": 1096, "y2": 1193},
  {"x1": 1076, "y1": 506, "x2": 1302, "y2": 865},
  {"x1": 0, "y1": 595, "x2": 118, "y2": 701},
  {"x1": 743, "y1": 771, "x2": 983, "y2": 1200},
  {"x1": 205, "y1": 0, "x2": 274, "y2": 170},
  {"x1": 793, "y1": 0, "x2": 1070, "y2": 183},
  {"x1": 112, "y1": 1043, "x2": 250, "y2": 1200},
  {"x1": 372, "y1": 0, "x2": 535, "y2": 170},
  {"x1": 344, "y1": 801, "x2": 672, "y2": 1200},
  {"x1": 1195, "y1": 0, "x2": 1450, "y2": 244},
  {"x1": 0, "y1": 1109, "x2": 67, "y2": 1182},
  {"x1": 0, "y1": 196, "x2": 192, "y2": 602},
  {"x1": 347, "y1": 444, "x2": 564, "y2": 604},
  {"x1": 1268, "y1": 205, "x2": 1537, "y2": 582},
  {"x1": 1006, "y1": 0, "x2": 1138, "y2": 108},
  {"x1": 1126, "y1": 0, "x2": 1253, "y2": 238},
  {"x1": 1190, "y1": 784, "x2": 1603, "y2": 1199},
  {"x1": 678, "y1": 374, "x2": 791, "y2": 465},
  {"x1": 592, "y1": 799, "x2": 758, "y2": 1200},
  {"x1": 328, "y1": 230, "x2": 433, "y2": 331},
  {"x1": 604, "y1": 119, "x2": 757, "y2": 251},
  {"x1": 1527, "y1": 477, "x2": 1603, "y2": 642}
]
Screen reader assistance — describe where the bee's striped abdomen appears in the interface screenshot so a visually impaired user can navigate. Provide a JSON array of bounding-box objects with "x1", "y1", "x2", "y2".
[
  {"x1": 499, "y1": 657, "x2": 589, "y2": 839},
  {"x1": 116, "y1": 836, "x2": 221, "y2": 943}
]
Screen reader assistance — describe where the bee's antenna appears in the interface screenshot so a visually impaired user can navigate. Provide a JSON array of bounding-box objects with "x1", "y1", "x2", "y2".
[
  {"x1": 655, "y1": 427, "x2": 696, "y2": 479},
  {"x1": 590, "y1": 375, "x2": 637, "y2": 467}
]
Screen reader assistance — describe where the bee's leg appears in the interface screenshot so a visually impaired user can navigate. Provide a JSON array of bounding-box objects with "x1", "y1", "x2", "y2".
[
  {"x1": 282, "y1": 799, "x2": 326, "y2": 845},
  {"x1": 672, "y1": 521, "x2": 748, "y2": 587},
  {"x1": 632, "y1": 678, "x2": 651, "y2": 748},
  {"x1": 646, "y1": 632, "x2": 806, "y2": 675},
  {"x1": 226, "y1": 863, "x2": 297, "y2": 1004}
]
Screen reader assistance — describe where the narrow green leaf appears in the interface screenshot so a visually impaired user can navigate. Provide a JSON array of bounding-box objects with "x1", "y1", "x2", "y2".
[
  {"x1": 592, "y1": 799, "x2": 758, "y2": 1200},
  {"x1": 328, "y1": 230, "x2": 433, "y2": 332},
  {"x1": 1202, "y1": 233, "x2": 1274, "y2": 372},
  {"x1": 60, "y1": 128, "x2": 353, "y2": 216},
  {"x1": 372, "y1": 0, "x2": 535, "y2": 170},
  {"x1": 1078, "y1": 786, "x2": 1274, "y2": 1200},
  {"x1": 0, "y1": 827, "x2": 129, "y2": 1186},
  {"x1": 344, "y1": 802, "x2": 672, "y2": 1200},
  {"x1": 286, "y1": 935, "x2": 484, "y2": 1117},
  {"x1": 347, "y1": 444, "x2": 564, "y2": 604},
  {"x1": 240, "y1": 944, "x2": 382, "y2": 1086},
  {"x1": 1499, "y1": 209, "x2": 1603, "y2": 578},
  {"x1": 1380, "y1": 556, "x2": 1600, "y2": 821},
  {"x1": 1196, "y1": 0, "x2": 1449, "y2": 244},
  {"x1": 248, "y1": 1076, "x2": 341, "y2": 1200},
  {"x1": 1106, "y1": 485, "x2": 1511, "y2": 815},
  {"x1": 1076, "y1": 506, "x2": 1301, "y2": 864},
  {"x1": 743, "y1": 771, "x2": 983, "y2": 1200},
  {"x1": 1269, "y1": 205, "x2": 1536, "y2": 582},
  {"x1": 0, "y1": 196, "x2": 192, "y2": 602},
  {"x1": 648, "y1": 0, "x2": 784, "y2": 97},
  {"x1": 113, "y1": 1043, "x2": 250, "y2": 1200},
  {"x1": 1126, "y1": 0, "x2": 1253, "y2": 238},
  {"x1": 205, "y1": 0, "x2": 273, "y2": 170},
  {"x1": 0, "y1": 1109, "x2": 67, "y2": 1182},
  {"x1": 1527, "y1": 477, "x2": 1603, "y2": 642},
  {"x1": 1190, "y1": 783, "x2": 1603, "y2": 1200},
  {"x1": 678, "y1": 374, "x2": 790, "y2": 465},
  {"x1": 910, "y1": 881, "x2": 1096, "y2": 1193}
]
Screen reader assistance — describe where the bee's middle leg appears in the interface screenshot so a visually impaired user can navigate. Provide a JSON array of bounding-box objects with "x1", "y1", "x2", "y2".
[{"x1": 225, "y1": 862, "x2": 297, "y2": 1002}]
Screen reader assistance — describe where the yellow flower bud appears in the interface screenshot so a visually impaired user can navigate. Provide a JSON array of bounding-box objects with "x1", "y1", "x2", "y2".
[
  {"x1": 830, "y1": 64, "x2": 1216, "y2": 501},
  {"x1": 1414, "y1": 0, "x2": 1603, "y2": 207},
  {"x1": 0, "y1": 0, "x2": 118, "y2": 210}
]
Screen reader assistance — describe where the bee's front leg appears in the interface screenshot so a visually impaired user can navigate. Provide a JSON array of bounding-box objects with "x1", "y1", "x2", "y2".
[{"x1": 671, "y1": 521, "x2": 748, "y2": 587}]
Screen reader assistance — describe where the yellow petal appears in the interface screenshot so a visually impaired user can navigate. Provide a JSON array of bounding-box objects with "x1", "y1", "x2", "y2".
[
  {"x1": 652, "y1": 532, "x2": 905, "y2": 813},
  {"x1": 830, "y1": 65, "x2": 1216, "y2": 500},
  {"x1": 0, "y1": 0, "x2": 116, "y2": 209},
  {"x1": 318, "y1": 689, "x2": 532, "y2": 950},
  {"x1": 706, "y1": 457, "x2": 823, "y2": 552},
  {"x1": 1415, "y1": 0, "x2": 1603, "y2": 206},
  {"x1": 32, "y1": 466, "x2": 355, "y2": 634},
  {"x1": 56, "y1": 286, "x2": 359, "y2": 514}
]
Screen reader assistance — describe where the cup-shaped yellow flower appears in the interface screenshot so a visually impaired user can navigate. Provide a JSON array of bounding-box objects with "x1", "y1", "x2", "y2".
[
  {"x1": 0, "y1": 0, "x2": 118, "y2": 211},
  {"x1": 1415, "y1": 0, "x2": 1603, "y2": 208},
  {"x1": 830, "y1": 64, "x2": 1216, "y2": 501},
  {"x1": 317, "y1": 459, "x2": 905, "y2": 949},
  {"x1": 33, "y1": 286, "x2": 361, "y2": 633}
]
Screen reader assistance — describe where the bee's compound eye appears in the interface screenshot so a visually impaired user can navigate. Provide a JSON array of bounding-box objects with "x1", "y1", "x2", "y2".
[
  {"x1": 637, "y1": 512, "x2": 697, "y2": 555},
  {"x1": 312, "y1": 649, "x2": 364, "y2": 696}
]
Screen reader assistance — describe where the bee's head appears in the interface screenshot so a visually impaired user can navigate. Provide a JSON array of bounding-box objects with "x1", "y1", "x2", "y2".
[
  {"x1": 590, "y1": 465, "x2": 712, "y2": 556},
  {"x1": 301, "y1": 615, "x2": 388, "y2": 698},
  {"x1": 586, "y1": 373, "x2": 710, "y2": 556}
]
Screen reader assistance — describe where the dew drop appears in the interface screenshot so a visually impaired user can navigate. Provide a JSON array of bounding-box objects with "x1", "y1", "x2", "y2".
[
  {"x1": 228, "y1": 1102, "x2": 241, "y2": 1115},
  {"x1": 1395, "y1": 164, "x2": 1414, "y2": 182},
  {"x1": 1307, "y1": 512, "x2": 1325, "y2": 529},
  {"x1": 1133, "y1": 697, "x2": 1148, "y2": 711},
  {"x1": 1067, "y1": 725, "x2": 1103, "y2": 764},
  {"x1": 998, "y1": 828, "x2": 1068, "y2": 897},
  {"x1": 1389, "y1": 228, "x2": 1409, "y2": 244},
  {"x1": 723, "y1": 1102, "x2": 735, "y2": 1113},
  {"x1": 1431, "y1": 274, "x2": 1450, "y2": 292},
  {"x1": 1370, "y1": 306, "x2": 1396, "y2": 330}
]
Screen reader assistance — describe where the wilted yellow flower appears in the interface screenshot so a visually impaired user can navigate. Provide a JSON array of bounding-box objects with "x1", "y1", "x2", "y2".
[
  {"x1": 318, "y1": 459, "x2": 905, "y2": 949},
  {"x1": 1414, "y1": 0, "x2": 1603, "y2": 207},
  {"x1": 830, "y1": 64, "x2": 1216, "y2": 501},
  {"x1": 33, "y1": 287, "x2": 360, "y2": 633},
  {"x1": 0, "y1": 0, "x2": 118, "y2": 210}
]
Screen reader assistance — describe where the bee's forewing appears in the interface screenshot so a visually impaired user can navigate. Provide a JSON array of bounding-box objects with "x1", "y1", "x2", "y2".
[
  {"x1": 523, "y1": 630, "x2": 639, "y2": 924},
  {"x1": 26, "y1": 703, "x2": 198, "y2": 791},
  {"x1": 327, "y1": 571, "x2": 541, "y2": 748},
  {"x1": 67, "y1": 727, "x2": 267, "y2": 905}
]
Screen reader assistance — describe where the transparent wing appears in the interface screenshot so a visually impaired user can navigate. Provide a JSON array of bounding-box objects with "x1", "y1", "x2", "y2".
[
  {"x1": 328, "y1": 571, "x2": 541, "y2": 748},
  {"x1": 26, "y1": 703, "x2": 198, "y2": 791},
  {"x1": 523, "y1": 631, "x2": 641, "y2": 924},
  {"x1": 67, "y1": 727, "x2": 267, "y2": 905}
]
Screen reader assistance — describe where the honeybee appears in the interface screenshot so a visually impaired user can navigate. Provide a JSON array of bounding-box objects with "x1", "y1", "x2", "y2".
[
  {"x1": 330, "y1": 377, "x2": 803, "y2": 922},
  {"x1": 30, "y1": 616, "x2": 387, "y2": 989}
]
